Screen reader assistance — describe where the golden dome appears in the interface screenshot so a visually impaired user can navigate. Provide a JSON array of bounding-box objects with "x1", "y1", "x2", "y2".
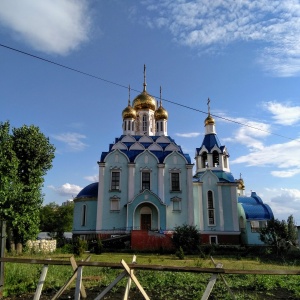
[
  {"x1": 236, "y1": 178, "x2": 245, "y2": 190},
  {"x1": 122, "y1": 102, "x2": 136, "y2": 120},
  {"x1": 205, "y1": 114, "x2": 215, "y2": 126},
  {"x1": 132, "y1": 91, "x2": 156, "y2": 111},
  {"x1": 154, "y1": 102, "x2": 168, "y2": 120}
]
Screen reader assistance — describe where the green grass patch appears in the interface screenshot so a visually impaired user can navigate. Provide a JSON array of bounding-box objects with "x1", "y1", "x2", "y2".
[{"x1": 3, "y1": 252, "x2": 300, "y2": 299}]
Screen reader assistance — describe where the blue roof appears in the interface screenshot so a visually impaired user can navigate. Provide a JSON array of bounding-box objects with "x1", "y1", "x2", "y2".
[
  {"x1": 193, "y1": 170, "x2": 236, "y2": 183},
  {"x1": 100, "y1": 135, "x2": 191, "y2": 164},
  {"x1": 75, "y1": 182, "x2": 98, "y2": 199},
  {"x1": 238, "y1": 192, "x2": 274, "y2": 220},
  {"x1": 200, "y1": 134, "x2": 222, "y2": 152}
]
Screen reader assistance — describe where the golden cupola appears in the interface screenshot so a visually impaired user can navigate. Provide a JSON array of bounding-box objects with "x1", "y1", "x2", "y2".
[
  {"x1": 132, "y1": 64, "x2": 156, "y2": 111},
  {"x1": 155, "y1": 100, "x2": 168, "y2": 120},
  {"x1": 205, "y1": 114, "x2": 215, "y2": 126},
  {"x1": 122, "y1": 100, "x2": 136, "y2": 120}
]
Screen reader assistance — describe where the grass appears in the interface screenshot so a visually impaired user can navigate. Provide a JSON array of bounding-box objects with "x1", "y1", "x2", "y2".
[{"x1": 3, "y1": 252, "x2": 300, "y2": 299}]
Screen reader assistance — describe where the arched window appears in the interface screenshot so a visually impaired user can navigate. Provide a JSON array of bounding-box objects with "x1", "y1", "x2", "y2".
[
  {"x1": 202, "y1": 152, "x2": 208, "y2": 168},
  {"x1": 81, "y1": 204, "x2": 87, "y2": 226},
  {"x1": 212, "y1": 151, "x2": 219, "y2": 167},
  {"x1": 143, "y1": 115, "x2": 147, "y2": 132},
  {"x1": 207, "y1": 191, "x2": 215, "y2": 225},
  {"x1": 223, "y1": 155, "x2": 228, "y2": 168}
]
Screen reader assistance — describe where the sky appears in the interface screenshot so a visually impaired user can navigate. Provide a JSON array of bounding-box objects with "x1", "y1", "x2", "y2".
[{"x1": 1, "y1": 0, "x2": 300, "y2": 224}]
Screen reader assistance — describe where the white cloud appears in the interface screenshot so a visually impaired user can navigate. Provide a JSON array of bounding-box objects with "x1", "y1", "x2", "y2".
[
  {"x1": 141, "y1": 0, "x2": 300, "y2": 76},
  {"x1": 48, "y1": 183, "x2": 82, "y2": 197},
  {"x1": 0, "y1": 0, "x2": 91, "y2": 55},
  {"x1": 263, "y1": 101, "x2": 300, "y2": 125},
  {"x1": 84, "y1": 175, "x2": 99, "y2": 182},
  {"x1": 175, "y1": 132, "x2": 201, "y2": 138},
  {"x1": 52, "y1": 132, "x2": 88, "y2": 152},
  {"x1": 232, "y1": 139, "x2": 300, "y2": 177},
  {"x1": 261, "y1": 187, "x2": 300, "y2": 223},
  {"x1": 223, "y1": 117, "x2": 271, "y2": 150}
]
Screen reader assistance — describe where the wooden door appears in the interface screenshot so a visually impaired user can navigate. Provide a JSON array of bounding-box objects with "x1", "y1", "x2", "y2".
[{"x1": 141, "y1": 214, "x2": 151, "y2": 230}]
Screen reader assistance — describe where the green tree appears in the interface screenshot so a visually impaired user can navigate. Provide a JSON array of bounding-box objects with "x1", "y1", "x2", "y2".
[
  {"x1": 259, "y1": 215, "x2": 298, "y2": 256},
  {"x1": 40, "y1": 202, "x2": 74, "y2": 239},
  {"x1": 172, "y1": 224, "x2": 200, "y2": 254},
  {"x1": 0, "y1": 122, "x2": 55, "y2": 246}
]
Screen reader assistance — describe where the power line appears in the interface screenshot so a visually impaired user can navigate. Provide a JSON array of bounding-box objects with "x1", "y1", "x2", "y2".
[{"x1": 0, "y1": 43, "x2": 299, "y2": 142}]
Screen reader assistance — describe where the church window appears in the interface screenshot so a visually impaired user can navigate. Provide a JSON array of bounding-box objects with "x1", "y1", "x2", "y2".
[
  {"x1": 160, "y1": 122, "x2": 163, "y2": 132},
  {"x1": 171, "y1": 173, "x2": 180, "y2": 191},
  {"x1": 224, "y1": 156, "x2": 228, "y2": 168},
  {"x1": 209, "y1": 236, "x2": 218, "y2": 244},
  {"x1": 111, "y1": 171, "x2": 120, "y2": 191},
  {"x1": 81, "y1": 204, "x2": 87, "y2": 226},
  {"x1": 202, "y1": 152, "x2": 208, "y2": 168},
  {"x1": 143, "y1": 114, "x2": 147, "y2": 132},
  {"x1": 213, "y1": 151, "x2": 219, "y2": 167},
  {"x1": 124, "y1": 121, "x2": 127, "y2": 131},
  {"x1": 250, "y1": 221, "x2": 260, "y2": 232},
  {"x1": 141, "y1": 171, "x2": 150, "y2": 190},
  {"x1": 207, "y1": 191, "x2": 215, "y2": 225},
  {"x1": 110, "y1": 197, "x2": 120, "y2": 211},
  {"x1": 171, "y1": 197, "x2": 181, "y2": 211}
]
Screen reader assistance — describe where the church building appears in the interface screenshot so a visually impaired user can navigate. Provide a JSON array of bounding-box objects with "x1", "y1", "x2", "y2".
[{"x1": 72, "y1": 68, "x2": 274, "y2": 248}]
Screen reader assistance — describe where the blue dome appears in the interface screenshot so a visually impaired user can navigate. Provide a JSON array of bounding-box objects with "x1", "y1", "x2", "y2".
[{"x1": 76, "y1": 182, "x2": 98, "y2": 199}]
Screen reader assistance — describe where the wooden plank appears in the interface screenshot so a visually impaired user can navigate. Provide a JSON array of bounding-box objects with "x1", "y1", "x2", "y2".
[
  {"x1": 70, "y1": 255, "x2": 91, "y2": 298},
  {"x1": 1, "y1": 257, "x2": 300, "y2": 275},
  {"x1": 121, "y1": 260, "x2": 150, "y2": 300},
  {"x1": 74, "y1": 266, "x2": 83, "y2": 300},
  {"x1": 94, "y1": 272, "x2": 127, "y2": 300},
  {"x1": 211, "y1": 257, "x2": 235, "y2": 300},
  {"x1": 123, "y1": 255, "x2": 137, "y2": 300},
  {"x1": 33, "y1": 264, "x2": 49, "y2": 300},
  {"x1": 201, "y1": 262, "x2": 223, "y2": 300},
  {"x1": 51, "y1": 270, "x2": 78, "y2": 300},
  {"x1": 201, "y1": 273, "x2": 218, "y2": 300}
]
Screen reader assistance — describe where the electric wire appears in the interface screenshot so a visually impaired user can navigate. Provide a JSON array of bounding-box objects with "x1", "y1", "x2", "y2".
[{"x1": 0, "y1": 43, "x2": 299, "y2": 143}]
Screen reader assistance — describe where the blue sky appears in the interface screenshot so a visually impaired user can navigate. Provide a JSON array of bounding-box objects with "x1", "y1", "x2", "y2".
[{"x1": 1, "y1": 0, "x2": 300, "y2": 223}]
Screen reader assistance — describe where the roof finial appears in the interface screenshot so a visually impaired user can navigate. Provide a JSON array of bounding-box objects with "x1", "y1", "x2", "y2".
[
  {"x1": 143, "y1": 64, "x2": 147, "y2": 92},
  {"x1": 128, "y1": 85, "x2": 131, "y2": 106},
  {"x1": 207, "y1": 97, "x2": 211, "y2": 115},
  {"x1": 160, "y1": 86, "x2": 162, "y2": 107}
]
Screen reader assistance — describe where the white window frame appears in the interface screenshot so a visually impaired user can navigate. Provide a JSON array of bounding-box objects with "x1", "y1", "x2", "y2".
[
  {"x1": 209, "y1": 235, "x2": 218, "y2": 245},
  {"x1": 110, "y1": 169, "x2": 121, "y2": 191},
  {"x1": 207, "y1": 190, "x2": 216, "y2": 226},
  {"x1": 170, "y1": 172, "x2": 181, "y2": 192},
  {"x1": 140, "y1": 168, "x2": 151, "y2": 191},
  {"x1": 110, "y1": 196, "x2": 120, "y2": 212},
  {"x1": 171, "y1": 197, "x2": 182, "y2": 212}
]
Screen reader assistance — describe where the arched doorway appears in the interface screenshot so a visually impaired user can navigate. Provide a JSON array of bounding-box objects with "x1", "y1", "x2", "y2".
[{"x1": 140, "y1": 206, "x2": 151, "y2": 230}]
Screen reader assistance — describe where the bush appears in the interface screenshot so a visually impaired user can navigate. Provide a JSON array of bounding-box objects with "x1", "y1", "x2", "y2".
[
  {"x1": 73, "y1": 237, "x2": 87, "y2": 256},
  {"x1": 172, "y1": 224, "x2": 200, "y2": 254},
  {"x1": 176, "y1": 246, "x2": 185, "y2": 260}
]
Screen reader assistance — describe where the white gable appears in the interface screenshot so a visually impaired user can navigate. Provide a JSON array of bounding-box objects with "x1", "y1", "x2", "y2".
[
  {"x1": 165, "y1": 143, "x2": 180, "y2": 151},
  {"x1": 121, "y1": 135, "x2": 136, "y2": 143},
  {"x1": 111, "y1": 142, "x2": 128, "y2": 150},
  {"x1": 148, "y1": 143, "x2": 163, "y2": 151},
  {"x1": 129, "y1": 142, "x2": 145, "y2": 150},
  {"x1": 138, "y1": 136, "x2": 153, "y2": 143},
  {"x1": 156, "y1": 136, "x2": 171, "y2": 143}
]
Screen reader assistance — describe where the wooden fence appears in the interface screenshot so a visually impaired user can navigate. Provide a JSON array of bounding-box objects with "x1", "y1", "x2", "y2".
[{"x1": 1, "y1": 256, "x2": 300, "y2": 300}]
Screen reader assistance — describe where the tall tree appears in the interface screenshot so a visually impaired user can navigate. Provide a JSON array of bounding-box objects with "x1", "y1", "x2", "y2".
[
  {"x1": 259, "y1": 215, "x2": 298, "y2": 256},
  {"x1": 0, "y1": 123, "x2": 55, "y2": 245},
  {"x1": 40, "y1": 202, "x2": 74, "y2": 238}
]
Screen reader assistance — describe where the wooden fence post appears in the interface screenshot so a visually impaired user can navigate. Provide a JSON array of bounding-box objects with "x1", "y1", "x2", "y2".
[{"x1": 0, "y1": 221, "x2": 6, "y2": 299}]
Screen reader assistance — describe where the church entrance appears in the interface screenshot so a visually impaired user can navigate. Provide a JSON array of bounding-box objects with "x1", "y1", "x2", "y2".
[{"x1": 141, "y1": 214, "x2": 151, "y2": 230}]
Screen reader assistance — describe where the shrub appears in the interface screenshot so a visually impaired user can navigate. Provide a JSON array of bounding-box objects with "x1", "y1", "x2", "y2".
[
  {"x1": 176, "y1": 246, "x2": 185, "y2": 260},
  {"x1": 73, "y1": 237, "x2": 87, "y2": 256},
  {"x1": 172, "y1": 224, "x2": 200, "y2": 254}
]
